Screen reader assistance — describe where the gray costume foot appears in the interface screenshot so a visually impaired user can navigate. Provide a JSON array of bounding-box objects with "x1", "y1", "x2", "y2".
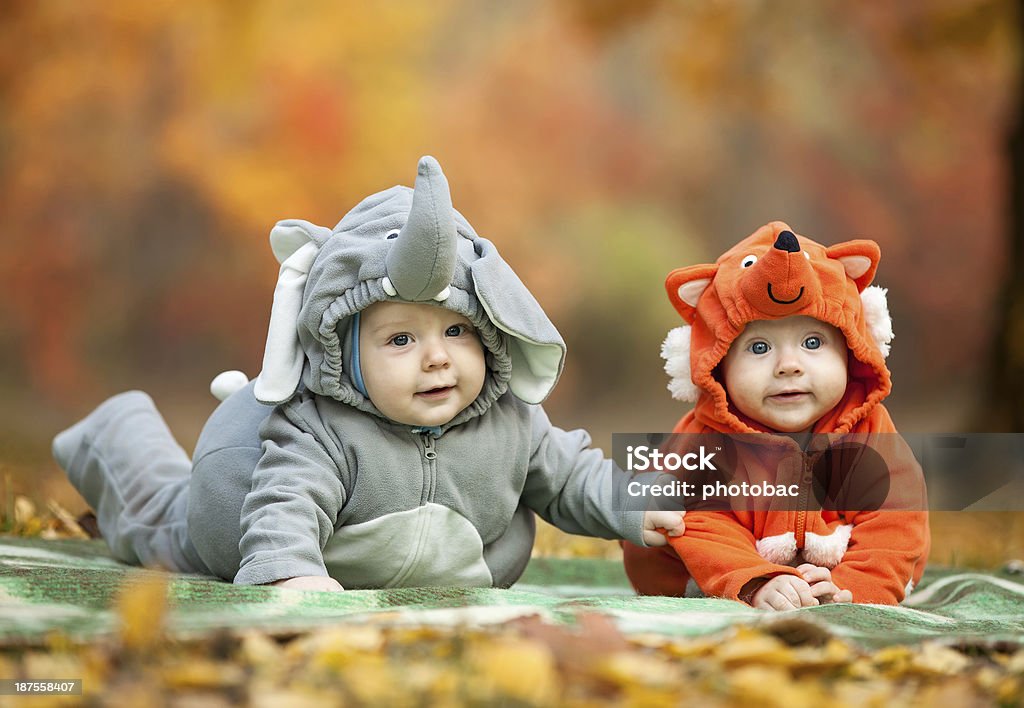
[{"x1": 53, "y1": 391, "x2": 209, "y2": 574}]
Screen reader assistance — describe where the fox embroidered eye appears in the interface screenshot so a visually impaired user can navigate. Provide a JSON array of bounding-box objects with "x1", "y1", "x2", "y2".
[
  {"x1": 741, "y1": 255, "x2": 757, "y2": 268},
  {"x1": 749, "y1": 341, "x2": 769, "y2": 354},
  {"x1": 386, "y1": 229, "x2": 400, "y2": 240},
  {"x1": 804, "y1": 336, "x2": 822, "y2": 350}
]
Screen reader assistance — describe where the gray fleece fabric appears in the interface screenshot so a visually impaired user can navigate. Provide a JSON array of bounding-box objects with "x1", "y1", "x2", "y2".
[{"x1": 52, "y1": 156, "x2": 646, "y2": 588}]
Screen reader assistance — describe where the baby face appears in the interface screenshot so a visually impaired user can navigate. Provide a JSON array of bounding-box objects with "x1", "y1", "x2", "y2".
[
  {"x1": 359, "y1": 301, "x2": 486, "y2": 427},
  {"x1": 720, "y1": 316, "x2": 848, "y2": 434}
]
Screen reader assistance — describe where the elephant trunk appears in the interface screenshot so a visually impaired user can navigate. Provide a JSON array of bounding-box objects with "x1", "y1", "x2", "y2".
[{"x1": 385, "y1": 156, "x2": 457, "y2": 301}]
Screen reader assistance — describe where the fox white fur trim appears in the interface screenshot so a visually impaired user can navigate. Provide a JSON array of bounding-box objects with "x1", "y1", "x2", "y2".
[
  {"x1": 663, "y1": 286, "x2": 893, "y2": 401},
  {"x1": 756, "y1": 532, "x2": 797, "y2": 565},
  {"x1": 661, "y1": 326, "x2": 700, "y2": 403},
  {"x1": 755, "y1": 526, "x2": 853, "y2": 569},
  {"x1": 802, "y1": 524, "x2": 852, "y2": 568},
  {"x1": 860, "y1": 285, "x2": 893, "y2": 358}
]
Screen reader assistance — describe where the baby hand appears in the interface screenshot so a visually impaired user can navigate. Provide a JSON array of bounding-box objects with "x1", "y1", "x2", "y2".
[
  {"x1": 270, "y1": 575, "x2": 345, "y2": 592},
  {"x1": 752, "y1": 575, "x2": 818, "y2": 610},
  {"x1": 796, "y1": 564, "x2": 853, "y2": 604},
  {"x1": 642, "y1": 510, "x2": 686, "y2": 546}
]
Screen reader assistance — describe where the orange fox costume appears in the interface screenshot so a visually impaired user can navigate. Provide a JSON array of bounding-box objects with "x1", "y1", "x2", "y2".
[{"x1": 623, "y1": 221, "x2": 929, "y2": 605}]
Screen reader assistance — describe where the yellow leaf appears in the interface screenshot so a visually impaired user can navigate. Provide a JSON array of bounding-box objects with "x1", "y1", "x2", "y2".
[
  {"x1": 846, "y1": 656, "x2": 880, "y2": 680},
  {"x1": 726, "y1": 665, "x2": 820, "y2": 708},
  {"x1": 660, "y1": 636, "x2": 720, "y2": 659},
  {"x1": 47, "y1": 500, "x2": 90, "y2": 539},
  {"x1": 598, "y1": 651, "x2": 678, "y2": 688},
  {"x1": 161, "y1": 659, "x2": 245, "y2": 689},
  {"x1": 871, "y1": 644, "x2": 914, "y2": 677},
  {"x1": 716, "y1": 628, "x2": 796, "y2": 667},
  {"x1": 115, "y1": 572, "x2": 169, "y2": 653},
  {"x1": 289, "y1": 626, "x2": 384, "y2": 669},
  {"x1": 14, "y1": 495, "x2": 36, "y2": 524},
  {"x1": 909, "y1": 643, "x2": 970, "y2": 676},
  {"x1": 467, "y1": 636, "x2": 558, "y2": 705},
  {"x1": 791, "y1": 638, "x2": 855, "y2": 672},
  {"x1": 251, "y1": 687, "x2": 340, "y2": 708},
  {"x1": 332, "y1": 654, "x2": 400, "y2": 705},
  {"x1": 239, "y1": 630, "x2": 284, "y2": 668},
  {"x1": 1005, "y1": 649, "x2": 1024, "y2": 674},
  {"x1": 996, "y1": 676, "x2": 1022, "y2": 705}
]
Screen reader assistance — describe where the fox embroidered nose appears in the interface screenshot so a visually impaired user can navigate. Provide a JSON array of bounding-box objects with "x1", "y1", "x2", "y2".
[{"x1": 774, "y1": 230, "x2": 800, "y2": 253}]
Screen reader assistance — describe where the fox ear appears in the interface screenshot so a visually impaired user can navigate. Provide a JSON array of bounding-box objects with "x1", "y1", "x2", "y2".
[
  {"x1": 826, "y1": 239, "x2": 881, "y2": 292},
  {"x1": 666, "y1": 264, "x2": 719, "y2": 324}
]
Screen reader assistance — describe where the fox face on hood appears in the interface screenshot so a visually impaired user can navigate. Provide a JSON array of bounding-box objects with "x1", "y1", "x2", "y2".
[
  {"x1": 661, "y1": 221, "x2": 896, "y2": 434},
  {"x1": 220, "y1": 157, "x2": 567, "y2": 427}
]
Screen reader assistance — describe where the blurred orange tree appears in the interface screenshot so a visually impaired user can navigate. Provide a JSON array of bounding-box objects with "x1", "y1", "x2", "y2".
[{"x1": 0, "y1": 0, "x2": 1017, "y2": 438}]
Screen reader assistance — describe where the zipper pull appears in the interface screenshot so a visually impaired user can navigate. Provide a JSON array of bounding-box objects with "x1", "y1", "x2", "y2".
[{"x1": 422, "y1": 435, "x2": 437, "y2": 460}]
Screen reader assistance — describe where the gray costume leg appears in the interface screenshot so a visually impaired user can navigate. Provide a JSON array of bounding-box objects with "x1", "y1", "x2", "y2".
[
  {"x1": 188, "y1": 381, "x2": 275, "y2": 581},
  {"x1": 52, "y1": 391, "x2": 210, "y2": 574}
]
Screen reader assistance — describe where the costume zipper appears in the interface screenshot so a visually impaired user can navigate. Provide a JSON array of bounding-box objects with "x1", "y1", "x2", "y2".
[
  {"x1": 795, "y1": 452, "x2": 812, "y2": 549},
  {"x1": 419, "y1": 434, "x2": 438, "y2": 505},
  {"x1": 422, "y1": 435, "x2": 437, "y2": 461}
]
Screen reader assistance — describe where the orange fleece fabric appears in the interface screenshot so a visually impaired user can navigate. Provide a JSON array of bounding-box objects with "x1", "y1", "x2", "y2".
[{"x1": 623, "y1": 221, "x2": 929, "y2": 605}]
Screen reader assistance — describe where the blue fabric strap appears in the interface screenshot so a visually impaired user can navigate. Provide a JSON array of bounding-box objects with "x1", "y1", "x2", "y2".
[{"x1": 350, "y1": 311, "x2": 368, "y2": 397}]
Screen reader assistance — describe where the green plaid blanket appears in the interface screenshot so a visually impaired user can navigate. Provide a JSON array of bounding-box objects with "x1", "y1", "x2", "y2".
[{"x1": 1, "y1": 537, "x2": 1021, "y2": 649}]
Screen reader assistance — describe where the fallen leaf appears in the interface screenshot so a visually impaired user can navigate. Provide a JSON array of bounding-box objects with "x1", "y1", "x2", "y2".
[
  {"x1": 467, "y1": 635, "x2": 559, "y2": 704},
  {"x1": 115, "y1": 572, "x2": 169, "y2": 653},
  {"x1": 716, "y1": 628, "x2": 796, "y2": 668}
]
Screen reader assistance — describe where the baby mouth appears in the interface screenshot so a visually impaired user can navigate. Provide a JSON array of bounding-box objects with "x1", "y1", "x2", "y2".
[
  {"x1": 767, "y1": 391, "x2": 810, "y2": 403},
  {"x1": 416, "y1": 385, "x2": 455, "y2": 399}
]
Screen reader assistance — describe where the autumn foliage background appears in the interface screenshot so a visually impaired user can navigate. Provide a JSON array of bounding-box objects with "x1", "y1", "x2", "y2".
[{"x1": 1, "y1": 1, "x2": 1021, "y2": 563}]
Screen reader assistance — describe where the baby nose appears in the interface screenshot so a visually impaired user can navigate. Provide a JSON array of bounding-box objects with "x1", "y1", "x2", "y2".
[
  {"x1": 423, "y1": 340, "x2": 451, "y2": 368},
  {"x1": 775, "y1": 348, "x2": 803, "y2": 376}
]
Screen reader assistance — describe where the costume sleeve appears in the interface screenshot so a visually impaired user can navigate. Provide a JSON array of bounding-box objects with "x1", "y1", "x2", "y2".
[
  {"x1": 828, "y1": 510, "x2": 929, "y2": 604},
  {"x1": 233, "y1": 401, "x2": 347, "y2": 585},
  {"x1": 826, "y1": 410, "x2": 930, "y2": 604},
  {"x1": 668, "y1": 512, "x2": 802, "y2": 602},
  {"x1": 520, "y1": 405, "x2": 646, "y2": 546}
]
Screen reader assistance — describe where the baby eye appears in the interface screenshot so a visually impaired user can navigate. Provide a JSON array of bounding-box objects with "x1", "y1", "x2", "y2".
[
  {"x1": 741, "y1": 255, "x2": 757, "y2": 268},
  {"x1": 749, "y1": 341, "x2": 769, "y2": 355},
  {"x1": 445, "y1": 324, "x2": 466, "y2": 337},
  {"x1": 389, "y1": 334, "x2": 410, "y2": 346},
  {"x1": 804, "y1": 336, "x2": 822, "y2": 350}
]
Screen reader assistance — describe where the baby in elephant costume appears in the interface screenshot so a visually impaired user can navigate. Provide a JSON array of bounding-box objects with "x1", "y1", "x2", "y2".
[{"x1": 53, "y1": 156, "x2": 684, "y2": 590}]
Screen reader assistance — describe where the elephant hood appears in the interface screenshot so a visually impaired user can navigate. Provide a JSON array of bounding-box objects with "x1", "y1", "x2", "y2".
[{"x1": 251, "y1": 156, "x2": 565, "y2": 430}]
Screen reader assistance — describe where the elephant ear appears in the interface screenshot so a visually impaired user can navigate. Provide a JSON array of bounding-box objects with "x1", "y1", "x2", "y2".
[
  {"x1": 253, "y1": 220, "x2": 329, "y2": 404},
  {"x1": 471, "y1": 238, "x2": 565, "y2": 404},
  {"x1": 269, "y1": 219, "x2": 333, "y2": 264},
  {"x1": 665, "y1": 264, "x2": 718, "y2": 324},
  {"x1": 825, "y1": 239, "x2": 881, "y2": 292}
]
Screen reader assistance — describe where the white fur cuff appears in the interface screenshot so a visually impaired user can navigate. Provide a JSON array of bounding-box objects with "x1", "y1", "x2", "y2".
[{"x1": 756, "y1": 532, "x2": 797, "y2": 565}]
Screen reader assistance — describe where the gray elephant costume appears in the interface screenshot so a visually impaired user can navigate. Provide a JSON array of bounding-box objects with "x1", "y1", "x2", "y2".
[{"x1": 53, "y1": 156, "x2": 646, "y2": 587}]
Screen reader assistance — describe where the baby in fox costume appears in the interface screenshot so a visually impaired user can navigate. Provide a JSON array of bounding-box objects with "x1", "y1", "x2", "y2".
[{"x1": 623, "y1": 221, "x2": 929, "y2": 609}]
